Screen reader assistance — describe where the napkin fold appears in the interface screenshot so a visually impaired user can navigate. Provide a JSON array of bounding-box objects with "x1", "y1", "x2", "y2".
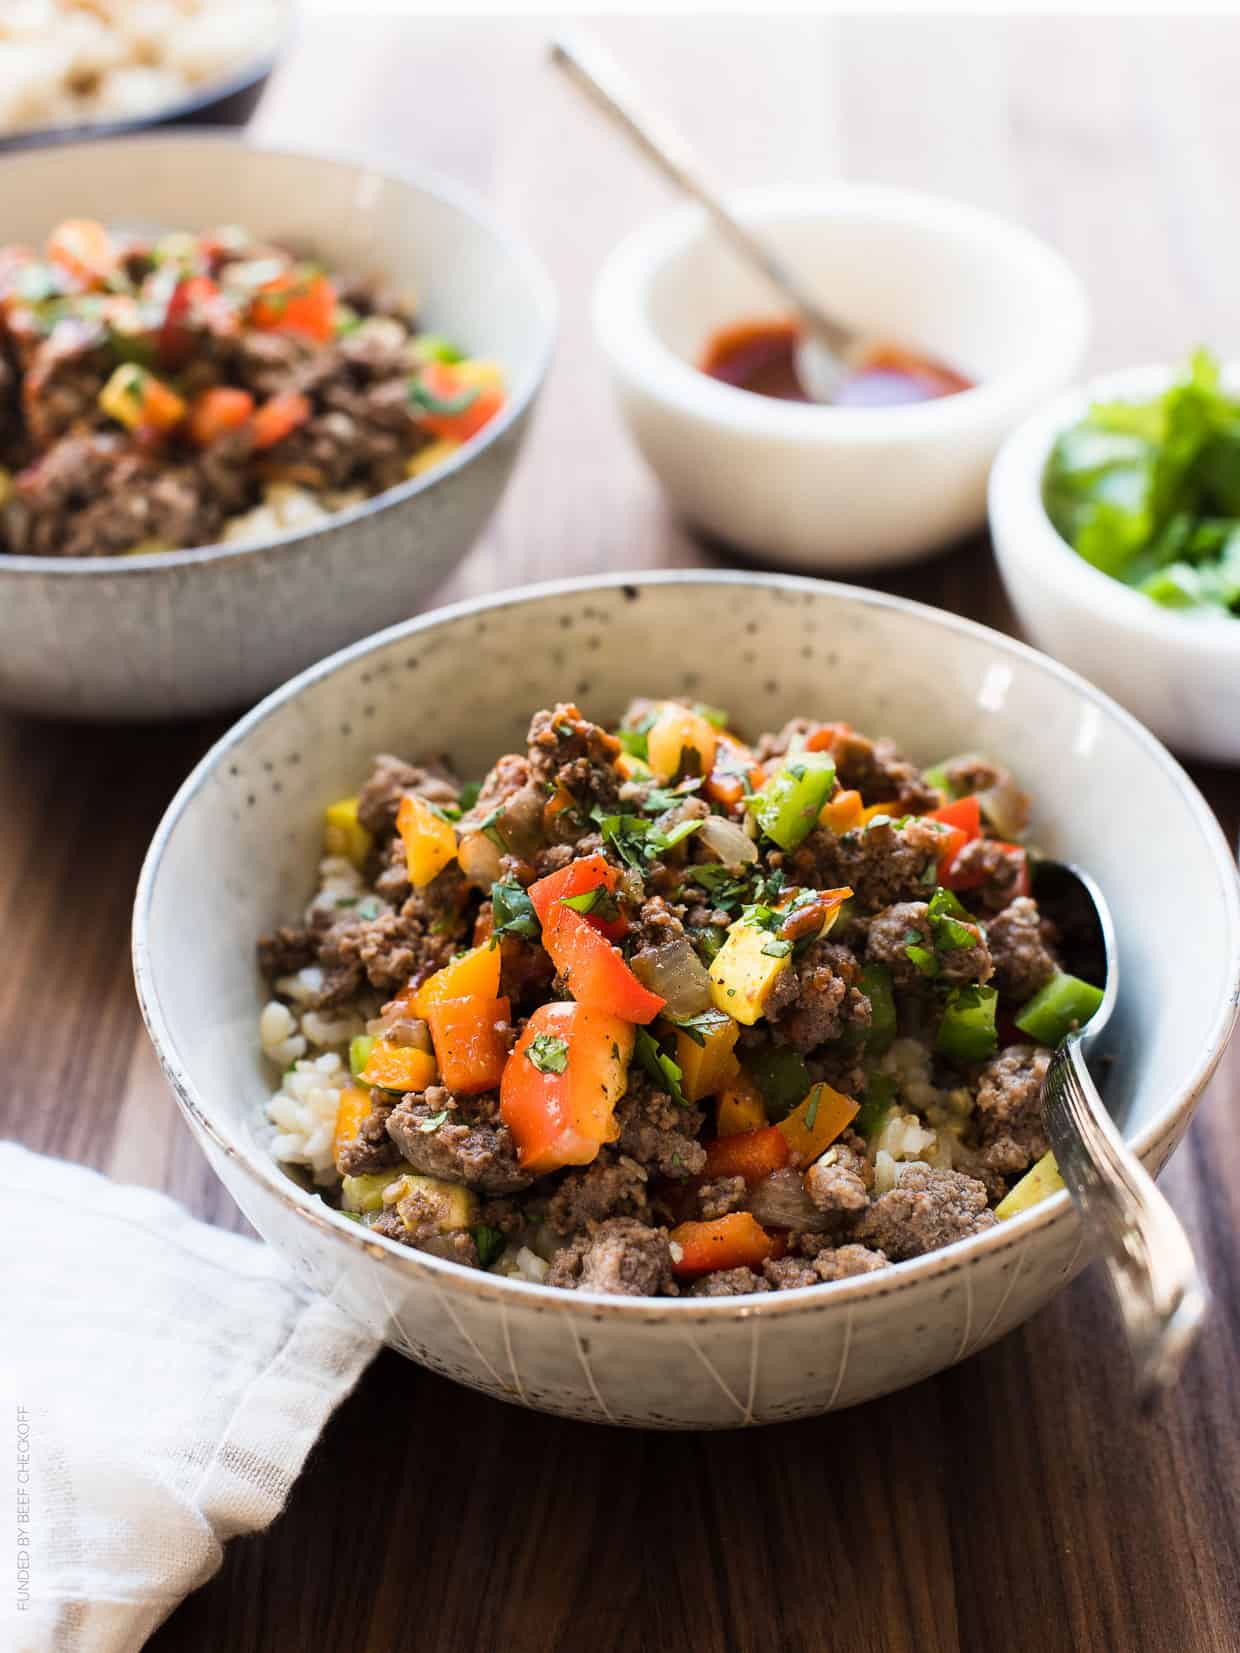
[{"x1": 0, "y1": 1142, "x2": 378, "y2": 1653}]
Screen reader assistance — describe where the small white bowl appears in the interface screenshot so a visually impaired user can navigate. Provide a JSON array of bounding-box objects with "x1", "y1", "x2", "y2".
[
  {"x1": 133, "y1": 572, "x2": 1240, "y2": 1429},
  {"x1": 989, "y1": 362, "x2": 1240, "y2": 764},
  {"x1": 594, "y1": 187, "x2": 1089, "y2": 570}
]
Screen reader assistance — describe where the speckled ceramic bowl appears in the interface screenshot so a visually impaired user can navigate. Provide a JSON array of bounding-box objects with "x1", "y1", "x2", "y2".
[
  {"x1": 0, "y1": 134, "x2": 555, "y2": 720},
  {"x1": 132, "y1": 572, "x2": 1240, "y2": 1428}
]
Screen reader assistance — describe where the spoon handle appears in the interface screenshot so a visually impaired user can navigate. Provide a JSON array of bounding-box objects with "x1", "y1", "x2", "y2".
[
  {"x1": 549, "y1": 34, "x2": 855, "y2": 359},
  {"x1": 1043, "y1": 1037, "x2": 1208, "y2": 1405}
]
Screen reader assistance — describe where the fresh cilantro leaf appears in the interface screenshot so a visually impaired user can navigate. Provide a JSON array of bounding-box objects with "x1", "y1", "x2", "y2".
[
  {"x1": 458, "y1": 781, "x2": 482, "y2": 812},
  {"x1": 417, "y1": 1109, "x2": 449, "y2": 1133},
  {"x1": 527, "y1": 1033, "x2": 569, "y2": 1074},
  {"x1": 472, "y1": 1224, "x2": 506, "y2": 1267},
  {"x1": 761, "y1": 936, "x2": 793, "y2": 958},
  {"x1": 491, "y1": 877, "x2": 540, "y2": 940},
  {"x1": 633, "y1": 1026, "x2": 688, "y2": 1106},
  {"x1": 667, "y1": 1008, "x2": 730, "y2": 1046}
]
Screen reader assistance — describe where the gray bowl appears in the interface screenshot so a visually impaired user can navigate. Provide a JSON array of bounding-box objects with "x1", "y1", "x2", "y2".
[{"x1": 0, "y1": 135, "x2": 556, "y2": 720}]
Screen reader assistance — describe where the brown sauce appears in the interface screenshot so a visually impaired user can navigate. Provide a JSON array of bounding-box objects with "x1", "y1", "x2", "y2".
[{"x1": 699, "y1": 316, "x2": 974, "y2": 407}]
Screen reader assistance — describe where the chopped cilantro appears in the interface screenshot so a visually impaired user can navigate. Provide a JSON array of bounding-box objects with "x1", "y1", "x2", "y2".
[
  {"x1": 668, "y1": 1007, "x2": 731, "y2": 1046},
  {"x1": 761, "y1": 936, "x2": 794, "y2": 958},
  {"x1": 694, "y1": 703, "x2": 729, "y2": 728},
  {"x1": 472, "y1": 1224, "x2": 506, "y2": 1267},
  {"x1": 905, "y1": 944, "x2": 940, "y2": 978},
  {"x1": 561, "y1": 885, "x2": 622, "y2": 923},
  {"x1": 409, "y1": 376, "x2": 480, "y2": 417},
  {"x1": 804, "y1": 1087, "x2": 821, "y2": 1131},
  {"x1": 527, "y1": 1033, "x2": 569, "y2": 1074},
  {"x1": 634, "y1": 1026, "x2": 688, "y2": 1106},
  {"x1": 458, "y1": 780, "x2": 482, "y2": 812},
  {"x1": 417, "y1": 1109, "x2": 449, "y2": 1133},
  {"x1": 491, "y1": 877, "x2": 540, "y2": 940},
  {"x1": 478, "y1": 805, "x2": 507, "y2": 849}
]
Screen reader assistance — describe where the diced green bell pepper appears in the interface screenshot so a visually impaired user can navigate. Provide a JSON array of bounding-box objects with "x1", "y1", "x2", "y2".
[
  {"x1": 341, "y1": 1169, "x2": 401, "y2": 1213},
  {"x1": 1014, "y1": 971, "x2": 1104, "y2": 1045},
  {"x1": 743, "y1": 1044, "x2": 813, "y2": 1121},
  {"x1": 853, "y1": 1070, "x2": 898, "y2": 1138},
  {"x1": 935, "y1": 985, "x2": 998, "y2": 1064},
  {"x1": 749, "y1": 754, "x2": 836, "y2": 850},
  {"x1": 858, "y1": 962, "x2": 897, "y2": 1054},
  {"x1": 349, "y1": 1034, "x2": 376, "y2": 1078}
]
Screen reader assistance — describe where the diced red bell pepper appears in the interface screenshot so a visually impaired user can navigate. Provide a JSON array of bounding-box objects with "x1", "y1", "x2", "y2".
[
  {"x1": 541, "y1": 903, "x2": 665, "y2": 1022},
  {"x1": 500, "y1": 1001, "x2": 635, "y2": 1173},
  {"x1": 187, "y1": 386, "x2": 255, "y2": 446},
  {"x1": 159, "y1": 275, "x2": 231, "y2": 368},
  {"x1": 926, "y1": 795, "x2": 982, "y2": 884},
  {"x1": 250, "y1": 270, "x2": 337, "y2": 342},
  {"x1": 425, "y1": 995, "x2": 510, "y2": 1095},
  {"x1": 702, "y1": 1126, "x2": 791, "y2": 1184},
  {"x1": 251, "y1": 391, "x2": 312, "y2": 450},
  {"x1": 669, "y1": 1212, "x2": 780, "y2": 1279},
  {"x1": 704, "y1": 731, "x2": 765, "y2": 809},
  {"x1": 528, "y1": 851, "x2": 626, "y2": 941},
  {"x1": 46, "y1": 218, "x2": 114, "y2": 289},
  {"x1": 412, "y1": 360, "x2": 505, "y2": 443}
]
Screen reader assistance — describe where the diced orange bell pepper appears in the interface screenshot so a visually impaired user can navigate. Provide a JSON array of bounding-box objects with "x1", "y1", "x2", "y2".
[
  {"x1": 188, "y1": 386, "x2": 255, "y2": 446},
  {"x1": 359, "y1": 1040, "x2": 437, "y2": 1092},
  {"x1": 927, "y1": 795, "x2": 982, "y2": 884},
  {"x1": 646, "y1": 703, "x2": 719, "y2": 782},
  {"x1": 529, "y1": 851, "x2": 625, "y2": 941},
  {"x1": 704, "y1": 731, "x2": 765, "y2": 809},
  {"x1": 332, "y1": 1085, "x2": 373, "y2": 1172},
  {"x1": 250, "y1": 391, "x2": 312, "y2": 450},
  {"x1": 541, "y1": 902, "x2": 665, "y2": 1023},
  {"x1": 674, "y1": 1010, "x2": 740, "y2": 1103},
  {"x1": 500, "y1": 1001, "x2": 635, "y2": 1173},
  {"x1": 250, "y1": 270, "x2": 337, "y2": 342},
  {"x1": 858, "y1": 799, "x2": 901, "y2": 825},
  {"x1": 802, "y1": 722, "x2": 852, "y2": 754},
  {"x1": 412, "y1": 360, "x2": 505, "y2": 443},
  {"x1": 46, "y1": 218, "x2": 113, "y2": 289},
  {"x1": 776, "y1": 1082, "x2": 859, "y2": 1168},
  {"x1": 396, "y1": 793, "x2": 458, "y2": 889},
  {"x1": 425, "y1": 995, "x2": 510, "y2": 1095},
  {"x1": 98, "y1": 363, "x2": 187, "y2": 434},
  {"x1": 669, "y1": 1212, "x2": 779, "y2": 1279},
  {"x1": 702, "y1": 1126, "x2": 790, "y2": 1184},
  {"x1": 412, "y1": 942, "x2": 501, "y2": 1018},
  {"x1": 820, "y1": 788, "x2": 864, "y2": 833},
  {"x1": 716, "y1": 1071, "x2": 768, "y2": 1137}
]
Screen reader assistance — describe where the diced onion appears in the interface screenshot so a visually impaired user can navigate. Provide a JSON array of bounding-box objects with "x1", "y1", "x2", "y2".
[
  {"x1": 630, "y1": 937, "x2": 712, "y2": 1018},
  {"x1": 697, "y1": 814, "x2": 759, "y2": 867},
  {"x1": 748, "y1": 1168, "x2": 829, "y2": 1232},
  {"x1": 977, "y1": 776, "x2": 1030, "y2": 841},
  {"x1": 457, "y1": 829, "x2": 502, "y2": 888},
  {"x1": 367, "y1": 1013, "x2": 432, "y2": 1051}
]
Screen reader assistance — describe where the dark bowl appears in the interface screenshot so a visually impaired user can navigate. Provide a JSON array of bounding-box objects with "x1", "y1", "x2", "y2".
[{"x1": 0, "y1": 49, "x2": 281, "y2": 154}]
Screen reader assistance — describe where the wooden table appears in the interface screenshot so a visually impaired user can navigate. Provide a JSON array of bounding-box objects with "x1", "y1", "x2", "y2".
[{"x1": 5, "y1": 15, "x2": 1239, "y2": 1649}]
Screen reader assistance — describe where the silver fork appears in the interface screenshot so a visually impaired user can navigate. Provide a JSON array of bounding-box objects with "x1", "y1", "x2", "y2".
[{"x1": 1036, "y1": 860, "x2": 1209, "y2": 1406}]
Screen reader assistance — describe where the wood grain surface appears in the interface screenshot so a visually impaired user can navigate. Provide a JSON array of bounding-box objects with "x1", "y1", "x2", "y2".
[{"x1": 4, "y1": 14, "x2": 1239, "y2": 1650}]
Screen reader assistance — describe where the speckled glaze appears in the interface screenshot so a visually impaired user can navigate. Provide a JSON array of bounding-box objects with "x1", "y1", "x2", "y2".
[
  {"x1": 132, "y1": 574, "x2": 1240, "y2": 1428},
  {"x1": 0, "y1": 135, "x2": 555, "y2": 720}
]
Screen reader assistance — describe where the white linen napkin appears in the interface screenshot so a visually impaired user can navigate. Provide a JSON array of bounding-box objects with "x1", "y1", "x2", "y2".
[{"x1": 0, "y1": 1142, "x2": 378, "y2": 1653}]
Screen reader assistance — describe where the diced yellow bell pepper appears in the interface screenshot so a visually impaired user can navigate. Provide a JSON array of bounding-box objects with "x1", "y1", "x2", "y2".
[
  {"x1": 98, "y1": 361, "x2": 186, "y2": 433},
  {"x1": 0, "y1": 467, "x2": 15, "y2": 508},
  {"x1": 716, "y1": 1072, "x2": 768, "y2": 1136},
  {"x1": 359, "y1": 1041, "x2": 436, "y2": 1092},
  {"x1": 406, "y1": 437, "x2": 461, "y2": 478},
  {"x1": 707, "y1": 918, "x2": 791, "y2": 1026},
  {"x1": 995, "y1": 1151, "x2": 1064, "y2": 1219},
  {"x1": 616, "y1": 751, "x2": 654, "y2": 782},
  {"x1": 646, "y1": 703, "x2": 719, "y2": 782},
  {"x1": 384, "y1": 1173, "x2": 478, "y2": 1234},
  {"x1": 674, "y1": 1011, "x2": 741, "y2": 1103},
  {"x1": 323, "y1": 796, "x2": 373, "y2": 871},
  {"x1": 858, "y1": 799, "x2": 901, "y2": 825},
  {"x1": 452, "y1": 358, "x2": 505, "y2": 391},
  {"x1": 396, "y1": 793, "x2": 457, "y2": 889},
  {"x1": 332, "y1": 1085, "x2": 374, "y2": 1172},
  {"x1": 341, "y1": 1168, "x2": 406, "y2": 1213},
  {"x1": 777, "y1": 1082, "x2": 859, "y2": 1168},
  {"x1": 413, "y1": 941, "x2": 501, "y2": 1019},
  {"x1": 820, "y1": 788, "x2": 864, "y2": 833},
  {"x1": 122, "y1": 538, "x2": 176, "y2": 556}
]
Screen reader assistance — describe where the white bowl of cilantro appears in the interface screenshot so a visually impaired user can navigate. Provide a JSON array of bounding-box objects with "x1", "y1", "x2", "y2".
[{"x1": 989, "y1": 352, "x2": 1240, "y2": 762}]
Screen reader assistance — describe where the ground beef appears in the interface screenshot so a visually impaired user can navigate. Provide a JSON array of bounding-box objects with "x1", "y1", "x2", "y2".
[
  {"x1": 373, "y1": 836, "x2": 413, "y2": 905},
  {"x1": 948, "y1": 839, "x2": 1028, "y2": 914},
  {"x1": 498, "y1": 936, "x2": 556, "y2": 1010},
  {"x1": 943, "y1": 756, "x2": 1030, "y2": 835},
  {"x1": 766, "y1": 939, "x2": 871, "y2": 1050},
  {"x1": 257, "y1": 924, "x2": 319, "y2": 979},
  {"x1": 335, "y1": 1089, "x2": 402, "y2": 1176},
  {"x1": 789, "y1": 817, "x2": 945, "y2": 911},
  {"x1": 386, "y1": 1087, "x2": 531, "y2": 1194},
  {"x1": 804, "y1": 1135, "x2": 871, "y2": 1214},
  {"x1": 370, "y1": 1202, "x2": 479, "y2": 1267},
  {"x1": 356, "y1": 753, "x2": 460, "y2": 835},
  {"x1": 20, "y1": 319, "x2": 111, "y2": 448},
  {"x1": 972, "y1": 1044, "x2": 1051, "y2": 1177},
  {"x1": 320, "y1": 901, "x2": 454, "y2": 992},
  {"x1": 830, "y1": 730, "x2": 941, "y2": 812},
  {"x1": 986, "y1": 896, "x2": 1058, "y2": 1003},
  {"x1": 613, "y1": 1076, "x2": 706, "y2": 1178},
  {"x1": 526, "y1": 703, "x2": 622, "y2": 811},
  {"x1": 545, "y1": 1152, "x2": 649, "y2": 1235},
  {"x1": 234, "y1": 329, "x2": 341, "y2": 400},
  {"x1": 866, "y1": 900, "x2": 993, "y2": 988},
  {"x1": 688, "y1": 1266, "x2": 771, "y2": 1297},
  {"x1": 856, "y1": 1162, "x2": 995, "y2": 1260},
  {"x1": 762, "y1": 1242, "x2": 888, "y2": 1289},
  {"x1": 697, "y1": 1175, "x2": 748, "y2": 1220},
  {"x1": 546, "y1": 1217, "x2": 676, "y2": 1296},
  {"x1": 628, "y1": 894, "x2": 689, "y2": 955}
]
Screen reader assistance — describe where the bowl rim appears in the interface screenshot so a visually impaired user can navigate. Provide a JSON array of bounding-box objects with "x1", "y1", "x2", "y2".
[
  {"x1": 989, "y1": 358, "x2": 1240, "y2": 651},
  {"x1": 593, "y1": 184, "x2": 1091, "y2": 444},
  {"x1": 132, "y1": 568, "x2": 1240, "y2": 1321},
  {"x1": 0, "y1": 129, "x2": 558, "y2": 578}
]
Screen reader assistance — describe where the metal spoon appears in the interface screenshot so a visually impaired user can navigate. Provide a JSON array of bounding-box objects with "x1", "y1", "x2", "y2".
[
  {"x1": 549, "y1": 33, "x2": 858, "y2": 403},
  {"x1": 1033, "y1": 859, "x2": 1208, "y2": 1404}
]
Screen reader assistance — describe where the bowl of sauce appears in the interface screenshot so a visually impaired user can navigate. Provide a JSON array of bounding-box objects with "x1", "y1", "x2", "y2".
[
  {"x1": 700, "y1": 317, "x2": 974, "y2": 408},
  {"x1": 594, "y1": 186, "x2": 1089, "y2": 570}
]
